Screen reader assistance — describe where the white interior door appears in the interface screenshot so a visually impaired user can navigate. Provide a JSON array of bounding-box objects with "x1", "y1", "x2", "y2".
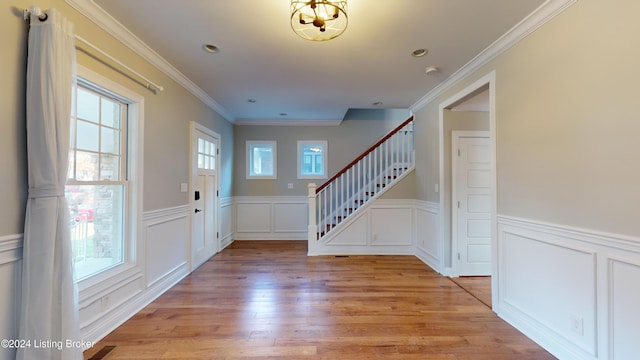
[
  {"x1": 454, "y1": 134, "x2": 491, "y2": 275},
  {"x1": 191, "y1": 125, "x2": 220, "y2": 269}
]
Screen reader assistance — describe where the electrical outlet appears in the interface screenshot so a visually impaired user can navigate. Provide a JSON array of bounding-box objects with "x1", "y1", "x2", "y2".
[
  {"x1": 287, "y1": 183, "x2": 294, "y2": 189},
  {"x1": 570, "y1": 314, "x2": 584, "y2": 336}
]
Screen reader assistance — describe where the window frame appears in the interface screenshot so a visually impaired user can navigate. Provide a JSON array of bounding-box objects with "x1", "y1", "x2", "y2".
[
  {"x1": 297, "y1": 140, "x2": 328, "y2": 179},
  {"x1": 246, "y1": 141, "x2": 277, "y2": 179},
  {"x1": 72, "y1": 65, "x2": 144, "y2": 292}
]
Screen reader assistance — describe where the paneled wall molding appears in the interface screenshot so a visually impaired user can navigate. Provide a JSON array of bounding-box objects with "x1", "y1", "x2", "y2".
[
  {"x1": 414, "y1": 201, "x2": 442, "y2": 273},
  {"x1": 496, "y1": 214, "x2": 640, "y2": 360},
  {"x1": 234, "y1": 196, "x2": 308, "y2": 240},
  {"x1": 498, "y1": 215, "x2": 640, "y2": 253},
  {"x1": 143, "y1": 205, "x2": 190, "y2": 223},
  {"x1": 310, "y1": 198, "x2": 416, "y2": 256},
  {"x1": 0, "y1": 233, "x2": 23, "y2": 265},
  {"x1": 64, "y1": 0, "x2": 235, "y2": 122},
  {"x1": 220, "y1": 197, "x2": 234, "y2": 249}
]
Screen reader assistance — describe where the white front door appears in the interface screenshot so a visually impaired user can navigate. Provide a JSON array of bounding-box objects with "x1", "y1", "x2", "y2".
[
  {"x1": 191, "y1": 124, "x2": 220, "y2": 270},
  {"x1": 454, "y1": 134, "x2": 491, "y2": 275}
]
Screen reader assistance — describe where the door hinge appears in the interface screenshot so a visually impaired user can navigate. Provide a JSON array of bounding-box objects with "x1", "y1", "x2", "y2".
[
  {"x1": 457, "y1": 201, "x2": 460, "y2": 209},
  {"x1": 457, "y1": 253, "x2": 461, "y2": 260},
  {"x1": 216, "y1": 232, "x2": 219, "y2": 238},
  {"x1": 216, "y1": 148, "x2": 219, "y2": 155},
  {"x1": 457, "y1": 149, "x2": 460, "y2": 156},
  {"x1": 216, "y1": 190, "x2": 219, "y2": 196}
]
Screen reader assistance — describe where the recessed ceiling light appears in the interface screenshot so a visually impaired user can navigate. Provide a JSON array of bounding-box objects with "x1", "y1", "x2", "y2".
[
  {"x1": 280, "y1": 113, "x2": 288, "y2": 116},
  {"x1": 411, "y1": 48, "x2": 428, "y2": 57},
  {"x1": 247, "y1": 99, "x2": 257, "y2": 103},
  {"x1": 425, "y1": 66, "x2": 439, "y2": 75},
  {"x1": 203, "y1": 44, "x2": 220, "y2": 53}
]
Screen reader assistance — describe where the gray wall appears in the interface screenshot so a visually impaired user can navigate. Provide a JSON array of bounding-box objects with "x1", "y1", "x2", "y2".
[
  {"x1": 233, "y1": 110, "x2": 412, "y2": 197},
  {"x1": 413, "y1": 0, "x2": 640, "y2": 237}
]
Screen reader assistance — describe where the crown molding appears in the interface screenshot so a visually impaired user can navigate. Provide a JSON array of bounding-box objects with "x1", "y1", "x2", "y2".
[
  {"x1": 234, "y1": 119, "x2": 343, "y2": 127},
  {"x1": 65, "y1": 0, "x2": 235, "y2": 123},
  {"x1": 410, "y1": 0, "x2": 577, "y2": 112}
]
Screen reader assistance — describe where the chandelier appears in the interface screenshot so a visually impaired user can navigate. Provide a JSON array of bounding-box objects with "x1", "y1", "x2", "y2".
[{"x1": 290, "y1": 1, "x2": 348, "y2": 41}]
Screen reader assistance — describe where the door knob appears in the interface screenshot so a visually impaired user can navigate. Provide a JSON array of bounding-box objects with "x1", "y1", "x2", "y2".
[{"x1": 195, "y1": 208, "x2": 202, "y2": 213}]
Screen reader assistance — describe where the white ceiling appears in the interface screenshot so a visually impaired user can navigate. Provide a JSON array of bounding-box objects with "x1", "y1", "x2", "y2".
[{"x1": 93, "y1": 0, "x2": 545, "y2": 123}]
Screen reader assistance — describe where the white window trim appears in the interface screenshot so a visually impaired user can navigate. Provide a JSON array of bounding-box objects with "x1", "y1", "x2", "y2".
[
  {"x1": 74, "y1": 65, "x2": 144, "y2": 294},
  {"x1": 246, "y1": 141, "x2": 277, "y2": 179},
  {"x1": 297, "y1": 140, "x2": 328, "y2": 179}
]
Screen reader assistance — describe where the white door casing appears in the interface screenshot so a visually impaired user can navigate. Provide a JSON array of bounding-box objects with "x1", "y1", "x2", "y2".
[
  {"x1": 190, "y1": 122, "x2": 220, "y2": 270},
  {"x1": 452, "y1": 132, "x2": 491, "y2": 275}
]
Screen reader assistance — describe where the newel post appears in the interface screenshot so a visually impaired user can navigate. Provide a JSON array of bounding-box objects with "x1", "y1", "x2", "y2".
[{"x1": 307, "y1": 183, "x2": 317, "y2": 255}]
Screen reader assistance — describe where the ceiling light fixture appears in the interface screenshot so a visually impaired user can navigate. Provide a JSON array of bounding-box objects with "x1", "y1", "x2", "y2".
[
  {"x1": 203, "y1": 44, "x2": 219, "y2": 53},
  {"x1": 425, "y1": 66, "x2": 439, "y2": 75},
  {"x1": 412, "y1": 48, "x2": 428, "y2": 57},
  {"x1": 291, "y1": 0, "x2": 348, "y2": 41}
]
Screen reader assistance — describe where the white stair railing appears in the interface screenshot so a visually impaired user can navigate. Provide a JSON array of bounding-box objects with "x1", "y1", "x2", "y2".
[{"x1": 308, "y1": 117, "x2": 414, "y2": 242}]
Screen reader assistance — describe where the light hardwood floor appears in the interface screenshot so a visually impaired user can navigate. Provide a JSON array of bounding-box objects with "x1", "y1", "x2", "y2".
[
  {"x1": 84, "y1": 241, "x2": 555, "y2": 359},
  {"x1": 449, "y1": 276, "x2": 492, "y2": 308}
]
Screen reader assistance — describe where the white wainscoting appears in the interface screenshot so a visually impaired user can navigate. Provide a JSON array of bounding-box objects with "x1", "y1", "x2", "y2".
[
  {"x1": 414, "y1": 201, "x2": 442, "y2": 273},
  {"x1": 0, "y1": 234, "x2": 22, "y2": 360},
  {"x1": 309, "y1": 199, "x2": 416, "y2": 256},
  {"x1": 79, "y1": 205, "x2": 191, "y2": 344},
  {"x1": 220, "y1": 197, "x2": 233, "y2": 249},
  {"x1": 496, "y1": 215, "x2": 640, "y2": 360},
  {"x1": 234, "y1": 196, "x2": 307, "y2": 240},
  {"x1": 144, "y1": 206, "x2": 189, "y2": 286}
]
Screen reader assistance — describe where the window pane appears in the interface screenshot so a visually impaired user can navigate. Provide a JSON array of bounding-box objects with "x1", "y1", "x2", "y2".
[
  {"x1": 198, "y1": 138, "x2": 204, "y2": 153},
  {"x1": 68, "y1": 153, "x2": 75, "y2": 180},
  {"x1": 198, "y1": 154, "x2": 204, "y2": 169},
  {"x1": 101, "y1": 127, "x2": 120, "y2": 155},
  {"x1": 76, "y1": 88, "x2": 100, "y2": 123},
  {"x1": 100, "y1": 155, "x2": 120, "y2": 181},
  {"x1": 101, "y1": 98, "x2": 121, "y2": 128},
  {"x1": 298, "y1": 141, "x2": 326, "y2": 177},
  {"x1": 75, "y1": 151, "x2": 99, "y2": 181},
  {"x1": 76, "y1": 120, "x2": 100, "y2": 152},
  {"x1": 251, "y1": 146, "x2": 273, "y2": 176},
  {"x1": 68, "y1": 184, "x2": 124, "y2": 280}
]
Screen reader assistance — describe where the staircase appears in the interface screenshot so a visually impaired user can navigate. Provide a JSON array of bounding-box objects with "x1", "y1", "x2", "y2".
[{"x1": 307, "y1": 116, "x2": 415, "y2": 243}]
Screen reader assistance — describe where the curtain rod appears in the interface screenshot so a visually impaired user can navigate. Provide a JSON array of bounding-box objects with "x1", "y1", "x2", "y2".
[{"x1": 24, "y1": 6, "x2": 164, "y2": 93}]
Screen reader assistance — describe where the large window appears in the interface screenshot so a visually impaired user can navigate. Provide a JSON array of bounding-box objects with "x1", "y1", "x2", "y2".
[
  {"x1": 246, "y1": 141, "x2": 277, "y2": 179},
  {"x1": 297, "y1": 141, "x2": 327, "y2": 179},
  {"x1": 66, "y1": 71, "x2": 139, "y2": 281}
]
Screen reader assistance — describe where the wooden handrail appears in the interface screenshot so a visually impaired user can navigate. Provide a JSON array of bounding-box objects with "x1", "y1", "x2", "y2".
[{"x1": 316, "y1": 116, "x2": 414, "y2": 193}]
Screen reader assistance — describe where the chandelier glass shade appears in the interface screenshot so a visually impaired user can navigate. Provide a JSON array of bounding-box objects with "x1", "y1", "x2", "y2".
[{"x1": 290, "y1": 0, "x2": 348, "y2": 41}]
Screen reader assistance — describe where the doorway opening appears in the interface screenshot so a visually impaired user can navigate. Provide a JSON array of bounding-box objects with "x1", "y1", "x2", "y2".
[
  {"x1": 190, "y1": 122, "x2": 221, "y2": 270},
  {"x1": 438, "y1": 71, "x2": 496, "y2": 307}
]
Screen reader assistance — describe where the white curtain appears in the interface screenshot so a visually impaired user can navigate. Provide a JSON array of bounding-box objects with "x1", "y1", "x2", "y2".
[{"x1": 18, "y1": 8, "x2": 82, "y2": 360}]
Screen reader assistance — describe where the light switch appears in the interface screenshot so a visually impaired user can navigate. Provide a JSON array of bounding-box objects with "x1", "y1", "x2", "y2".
[
  {"x1": 180, "y1": 183, "x2": 188, "y2": 192},
  {"x1": 287, "y1": 183, "x2": 294, "y2": 189}
]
